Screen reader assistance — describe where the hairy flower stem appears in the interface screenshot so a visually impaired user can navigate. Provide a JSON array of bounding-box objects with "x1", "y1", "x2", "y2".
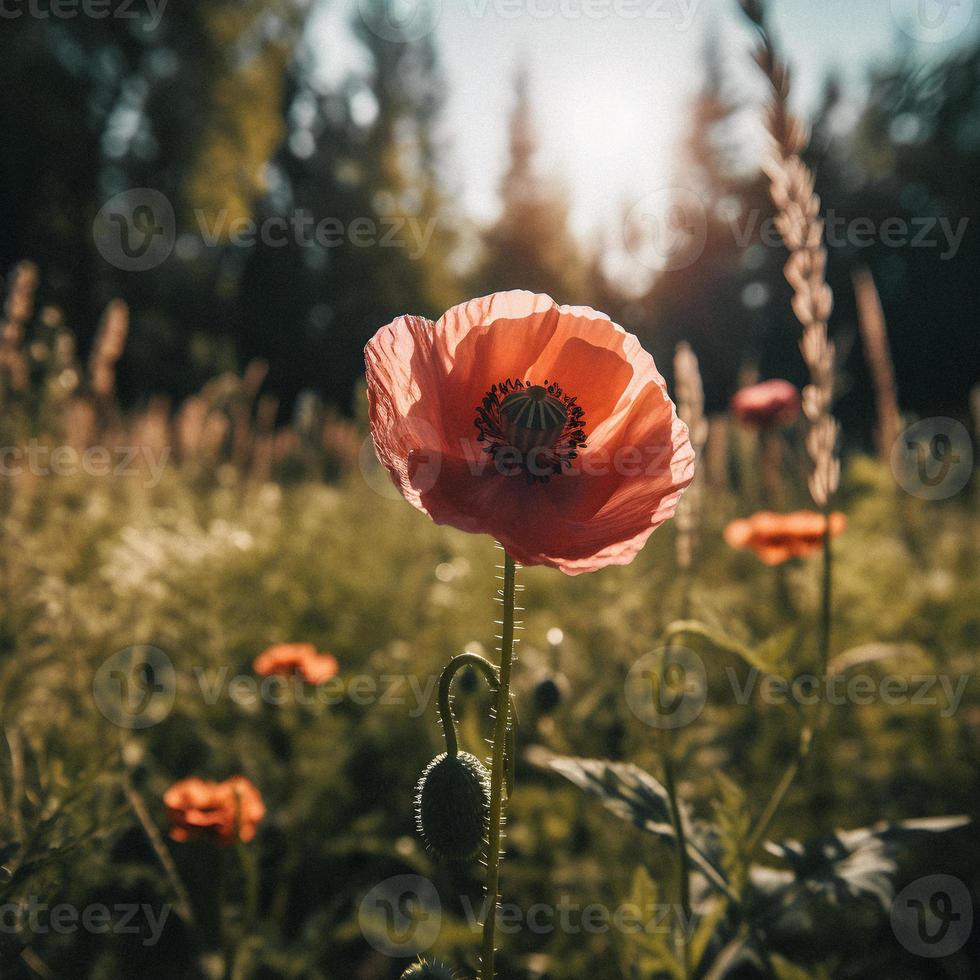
[
  {"x1": 438, "y1": 652, "x2": 500, "y2": 758},
  {"x1": 481, "y1": 553, "x2": 517, "y2": 980}
]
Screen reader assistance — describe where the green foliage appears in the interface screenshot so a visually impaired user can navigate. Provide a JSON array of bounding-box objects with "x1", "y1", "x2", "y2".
[
  {"x1": 711, "y1": 773, "x2": 752, "y2": 901},
  {"x1": 618, "y1": 867, "x2": 684, "y2": 980},
  {"x1": 0, "y1": 439, "x2": 977, "y2": 976},
  {"x1": 548, "y1": 746, "x2": 970, "y2": 975}
]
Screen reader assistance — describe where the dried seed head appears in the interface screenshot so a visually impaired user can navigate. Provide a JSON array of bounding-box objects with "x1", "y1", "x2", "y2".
[{"x1": 415, "y1": 752, "x2": 490, "y2": 862}]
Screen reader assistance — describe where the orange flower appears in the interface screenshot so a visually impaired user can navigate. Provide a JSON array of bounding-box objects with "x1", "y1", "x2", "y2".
[
  {"x1": 724, "y1": 510, "x2": 847, "y2": 565},
  {"x1": 163, "y1": 776, "x2": 265, "y2": 845},
  {"x1": 253, "y1": 643, "x2": 339, "y2": 684},
  {"x1": 731, "y1": 379, "x2": 800, "y2": 428},
  {"x1": 364, "y1": 291, "x2": 695, "y2": 575}
]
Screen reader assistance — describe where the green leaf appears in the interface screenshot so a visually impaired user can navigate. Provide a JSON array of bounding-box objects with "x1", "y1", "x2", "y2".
[
  {"x1": 749, "y1": 816, "x2": 971, "y2": 937},
  {"x1": 546, "y1": 755, "x2": 731, "y2": 897},
  {"x1": 688, "y1": 895, "x2": 728, "y2": 975},
  {"x1": 711, "y1": 772, "x2": 752, "y2": 901},
  {"x1": 770, "y1": 954, "x2": 835, "y2": 980},
  {"x1": 827, "y1": 642, "x2": 932, "y2": 675},
  {"x1": 660, "y1": 620, "x2": 797, "y2": 680},
  {"x1": 618, "y1": 867, "x2": 684, "y2": 980}
]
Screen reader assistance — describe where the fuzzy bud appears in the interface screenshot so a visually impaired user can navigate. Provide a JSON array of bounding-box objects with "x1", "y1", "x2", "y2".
[
  {"x1": 400, "y1": 961, "x2": 461, "y2": 980},
  {"x1": 415, "y1": 752, "x2": 490, "y2": 862}
]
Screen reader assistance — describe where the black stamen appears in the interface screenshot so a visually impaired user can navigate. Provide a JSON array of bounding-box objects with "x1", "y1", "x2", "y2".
[{"x1": 473, "y1": 378, "x2": 588, "y2": 483}]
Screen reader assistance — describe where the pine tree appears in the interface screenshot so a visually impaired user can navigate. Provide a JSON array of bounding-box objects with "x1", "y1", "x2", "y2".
[{"x1": 471, "y1": 67, "x2": 587, "y2": 303}]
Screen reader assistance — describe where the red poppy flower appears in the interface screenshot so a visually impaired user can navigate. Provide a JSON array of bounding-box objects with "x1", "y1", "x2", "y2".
[
  {"x1": 724, "y1": 510, "x2": 846, "y2": 565},
  {"x1": 253, "y1": 643, "x2": 339, "y2": 685},
  {"x1": 163, "y1": 776, "x2": 265, "y2": 845},
  {"x1": 365, "y1": 291, "x2": 695, "y2": 574},
  {"x1": 731, "y1": 379, "x2": 800, "y2": 428}
]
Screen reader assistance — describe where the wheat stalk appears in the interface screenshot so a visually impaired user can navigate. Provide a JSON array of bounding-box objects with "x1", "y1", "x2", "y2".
[
  {"x1": 89, "y1": 298, "x2": 129, "y2": 402},
  {"x1": 673, "y1": 342, "x2": 707, "y2": 571},
  {"x1": 0, "y1": 261, "x2": 38, "y2": 398},
  {"x1": 742, "y1": 0, "x2": 840, "y2": 508},
  {"x1": 852, "y1": 266, "x2": 901, "y2": 463}
]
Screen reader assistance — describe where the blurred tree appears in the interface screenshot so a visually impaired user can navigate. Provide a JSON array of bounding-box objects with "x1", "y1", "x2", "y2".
[
  {"x1": 617, "y1": 31, "x2": 980, "y2": 434},
  {"x1": 0, "y1": 0, "x2": 459, "y2": 412},
  {"x1": 813, "y1": 43, "x2": 980, "y2": 426},
  {"x1": 236, "y1": 0, "x2": 457, "y2": 411},
  {"x1": 617, "y1": 32, "x2": 794, "y2": 413},
  {"x1": 0, "y1": 0, "x2": 309, "y2": 399},
  {"x1": 470, "y1": 66, "x2": 588, "y2": 304}
]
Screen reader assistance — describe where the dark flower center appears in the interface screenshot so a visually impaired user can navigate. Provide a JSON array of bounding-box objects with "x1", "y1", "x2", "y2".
[{"x1": 474, "y1": 379, "x2": 587, "y2": 482}]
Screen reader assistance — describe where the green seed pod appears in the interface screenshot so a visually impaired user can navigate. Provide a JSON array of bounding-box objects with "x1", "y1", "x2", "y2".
[
  {"x1": 415, "y1": 751, "x2": 490, "y2": 862},
  {"x1": 399, "y1": 961, "x2": 461, "y2": 980}
]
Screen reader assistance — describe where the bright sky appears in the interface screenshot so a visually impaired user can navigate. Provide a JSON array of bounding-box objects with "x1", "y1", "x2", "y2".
[{"x1": 312, "y1": 0, "x2": 977, "y2": 237}]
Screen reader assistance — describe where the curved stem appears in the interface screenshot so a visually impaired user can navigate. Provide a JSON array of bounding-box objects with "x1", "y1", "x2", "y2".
[
  {"x1": 438, "y1": 653, "x2": 499, "y2": 757},
  {"x1": 480, "y1": 552, "x2": 517, "y2": 980}
]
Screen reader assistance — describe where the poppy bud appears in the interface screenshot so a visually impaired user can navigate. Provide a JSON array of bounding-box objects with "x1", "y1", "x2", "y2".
[
  {"x1": 400, "y1": 961, "x2": 461, "y2": 980},
  {"x1": 533, "y1": 673, "x2": 569, "y2": 715},
  {"x1": 415, "y1": 752, "x2": 490, "y2": 862},
  {"x1": 457, "y1": 665, "x2": 480, "y2": 695}
]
